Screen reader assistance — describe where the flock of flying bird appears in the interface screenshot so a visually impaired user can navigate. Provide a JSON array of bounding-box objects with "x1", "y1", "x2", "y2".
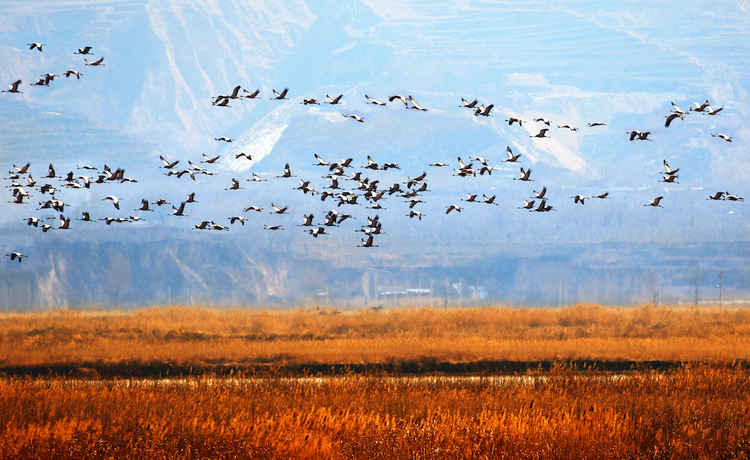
[{"x1": 3, "y1": 41, "x2": 742, "y2": 263}]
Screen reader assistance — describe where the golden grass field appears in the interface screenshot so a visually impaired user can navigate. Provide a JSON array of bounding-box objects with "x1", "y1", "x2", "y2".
[{"x1": 2, "y1": 304, "x2": 750, "y2": 458}]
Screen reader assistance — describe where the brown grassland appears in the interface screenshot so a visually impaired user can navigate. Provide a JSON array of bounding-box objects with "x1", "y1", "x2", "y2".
[{"x1": 1, "y1": 304, "x2": 750, "y2": 458}]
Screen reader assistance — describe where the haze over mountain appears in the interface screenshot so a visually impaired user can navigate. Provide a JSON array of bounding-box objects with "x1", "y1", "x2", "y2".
[{"x1": 1, "y1": 1, "x2": 749, "y2": 309}]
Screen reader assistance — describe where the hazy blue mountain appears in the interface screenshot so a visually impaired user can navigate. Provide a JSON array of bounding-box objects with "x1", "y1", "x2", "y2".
[{"x1": 1, "y1": 1, "x2": 748, "y2": 309}]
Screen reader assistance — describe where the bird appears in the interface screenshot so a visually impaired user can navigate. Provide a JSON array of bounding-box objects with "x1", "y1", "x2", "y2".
[
  {"x1": 74, "y1": 46, "x2": 93, "y2": 55},
  {"x1": 277, "y1": 164, "x2": 295, "y2": 178},
  {"x1": 365, "y1": 95, "x2": 386, "y2": 106},
  {"x1": 534, "y1": 118, "x2": 552, "y2": 126},
  {"x1": 690, "y1": 100, "x2": 711, "y2": 112},
  {"x1": 235, "y1": 152, "x2": 252, "y2": 160},
  {"x1": 194, "y1": 221, "x2": 211, "y2": 230},
  {"x1": 429, "y1": 162, "x2": 449, "y2": 167},
  {"x1": 188, "y1": 162, "x2": 212, "y2": 174},
  {"x1": 3, "y1": 80, "x2": 22, "y2": 93},
  {"x1": 514, "y1": 167, "x2": 533, "y2": 181},
  {"x1": 337, "y1": 214, "x2": 354, "y2": 224},
  {"x1": 201, "y1": 153, "x2": 220, "y2": 163},
  {"x1": 84, "y1": 57, "x2": 105, "y2": 66},
  {"x1": 518, "y1": 200, "x2": 535, "y2": 209},
  {"x1": 58, "y1": 215, "x2": 71, "y2": 230},
  {"x1": 243, "y1": 206, "x2": 263, "y2": 212},
  {"x1": 313, "y1": 154, "x2": 330, "y2": 167},
  {"x1": 670, "y1": 102, "x2": 688, "y2": 115},
  {"x1": 248, "y1": 173, "x2": 266, "y2": 182},
  {"x1": 343, "y1": 113, "x2": 364, "y2": 123},
  {"x1": 210, "y1": 222, "x2": 229, "y2": 231},
  {"x1": 462, "y1": 193, "x2": 478, "y2": 203},
  {"x1": 707, "y1": 192, "x2": 725, "y2": 201},
  {"x1": 270, "y1": 203, "x2": 289, "y2": 214},
  {"x1": 531, "y1": 128, "x2": 549, "y2": 138},
  {"x1": 264, "y1": 225, "x2": 283, "y2": 230},
  {"x1": 302, "y1": 98, "x2": 320, "y2": 105},
  {"x1": 272, "y1": 88, "x2": 289, "y2": 100},
  {"x1": 325, "y1": 94, "x2": 343, "y2": 104},
  {"x1": 724, "y1": 192, "x2": 744, "y2": 202},
  {"x1": 659, "y1": 175, "x2": 679, "y2": 184},
  {"x1": 212, "y1": 97, "x2": 231, "y2": 107},
  {"x1": 6, "y1": 252, "x2": 26, "y2": 263},
  {"x1": 475, "y1": 104, "x2": 494, "y2": 117},
  {"x1": 503, "y1": 146, "x2": 521, "y2": 162},
  {"x1": 159, "y1": 155, "x2": 179, "y2": 169},
  {"x1": 406, "y1": 199, "x2": 424, "y2": 209},
  {"x1": 185, "y1": 193, "x2": 198, "y2": 203},
  {"x1": 77, "y1": 212, "x2": 93, "y2": 221},
  {"x1": 571, "y1": 195, "x2": 586, "y2": 204},
  {"x1": 408, "y1": 171, "x2": 428, "y2": 183},
  {"x1": 170, "y1": 202, "x2": 188, "y2": 216},
  {"x1": 557, "y1": 124, "x2": 578, "y2": 131},
  {"x1": 103, "y1": 196, "x2": 120, "y2": 209},
  {"x1": 505, "y1": 117, "x2": 524, "y2": 126},
  {"x1": 532, "y1": 199, "x2": 554, "y2": 212},
  {"x1": 361, "y1": 156, "x2": 380, "y2": 170},
  {"x1": 41, "y1": 73, "x2": 58, "y2": 85},
  {"x1": 645, "y1": 197, "x2": 664, "y2": 208},
  {"x1": 226, "y1": 178, "x2": 243, "y2": 190},
  {"x1": 483, "y1": 194, "x2": 499, "y2": 205},
  {"x1": 711, "y1": 133, "x2": 732, "y2": 142},
  {"x1": 587, "y1": 122, "x2": 606, "y2": 127},
  {"x1": 13, "y1": 163, "x2": 31, "y2": 174},
  {"x1": 225, "y1": 85, "x2": 242, "y2": 99},
  {"x1": 459, "y1": 98, "x2": 478, "y2": 108},
  {"x1": 592, "y1": 192, "x2": 610, "y2": 199},
  {"x1": 305, "y1": 227, "x2": 327, "y2": 238},
  {"x1": 295, "y1": 179, "x2": 315, "y2": 195},
  {"x1": 407, "y1": 210, "x2": 423, "y2": 220},
  {"x1": 388, "y1": 95, "x2": 408, "y2": 106},
  {"x1": 445, "y1": 205, "x2": 462, "y2": 214},
  {"x1": 627, "y1": 130, "x2": 651, "y2": 141},
  {"x1": 28, "y1": 43, "x2": 45, "y2": 51},
  {"x1": 215, "y1": 137, "x2": 233, "y2": 142},
  {"x1": 358, "y1": 235, "x2": 378, "y2": 247},
  {"x1": 136, "y1": 199, "x2": 154, "y2": 211},
  {"x1": 25, "y1": 217, "x2": 41, "y2": 227},
  {"x1": 298, "y1": 214, "x2": 315, "y2": 227},
  {"x1": 661, "y1": 160, "x2": 680, "y2": 176},
  {"x1": 665, "y1": 112, "x2": 683, "y2": 128},
  {"x1": 64, "y1": 70, "x2": 82, "y2": 79},
  {"x1": 704, "y1": 106, "x2": 723, "y2": 116},
  {"x1": 408, "y1": 95, "x2": 428, "y2": 111},
  {"x1": 242, "y1": 89, "x2": 260, "y2": 99},
  {"x1": 31, "y1": 78, "x2": 48, "y2": 87}
]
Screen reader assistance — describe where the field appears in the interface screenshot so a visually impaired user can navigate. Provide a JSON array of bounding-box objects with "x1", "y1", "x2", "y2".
[{"x1": 2, "y1": 304, "x2": 750, "y2": 458}]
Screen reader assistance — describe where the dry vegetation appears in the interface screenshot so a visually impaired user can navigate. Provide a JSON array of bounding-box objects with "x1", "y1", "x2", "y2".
[
  {"x1": 1, "y1": 365, "x2": 749, "y2": 459},
  {"x1": 1, "y1": 304, "x2": 750, "y2": 374},
  {"x1": 2, "y1": 304, "x2": 750, "y2": 458}
]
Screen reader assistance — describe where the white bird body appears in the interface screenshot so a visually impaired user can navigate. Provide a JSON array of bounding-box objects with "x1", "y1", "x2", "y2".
[
  {"x1": 645, "y1": 197, "x2": 664, "y2": 208},
  {"x1": 503, "y1": 146, "x2": 521, "y2": 162},
  {"x1": 365, "y1": 95, "x2": 386, "y2": 106},
  {"x1": 711, "y1": 133, "x2": 732, "y2": 142},
  {"x1": 84, "y1": 57, "x2": 105, "y2": 66},
  {"x1": 103, "y1": 195, "x2": 120, "y2": 209},
  {"x1": 325, "y1": 94, "x2": 343, "y2": 104}
]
